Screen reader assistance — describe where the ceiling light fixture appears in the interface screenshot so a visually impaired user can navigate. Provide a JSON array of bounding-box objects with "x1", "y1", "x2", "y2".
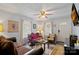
[
  {"x1": 38, "y1": 9, "x2": 48, "y2": 18},
  {"x1": 33, "y1": 8, "x2": 55, "y2": 19}
]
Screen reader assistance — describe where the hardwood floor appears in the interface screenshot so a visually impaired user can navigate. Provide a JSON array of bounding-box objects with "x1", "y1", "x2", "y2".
[{"x1": 49, "y1": 44, "x2": 64, "y2": 55}]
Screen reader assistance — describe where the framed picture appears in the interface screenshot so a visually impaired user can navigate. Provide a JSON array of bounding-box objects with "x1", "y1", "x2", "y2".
[
  {"x1": 8, "y1": 20, "x2": 19, "y2": 32},
  {"x1": 33, "y1": 24, "x2": 36, "y2": 29},
  {"x1": 71, "y1": 3, "x2": 79, "y2": 26},
  {"x1": 0, "y1": 23, "x2": 4, "y2": 32}
]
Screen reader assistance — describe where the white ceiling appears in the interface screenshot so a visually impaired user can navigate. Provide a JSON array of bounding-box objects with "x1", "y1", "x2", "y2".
[{"x1": 0, "y1": 3, "x2": 75, "y2": 20}]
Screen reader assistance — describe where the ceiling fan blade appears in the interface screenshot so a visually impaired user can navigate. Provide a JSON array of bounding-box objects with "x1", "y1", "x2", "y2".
[
  {"x1": 46, "y1": 5, "x2": 68, "y2": 12},
  {"x1": 33, "y1": 14, "x2": 39, "y2": 15},
  {"x1": 46, "y1": 14, "x2": 54, "y2": 15},
  {"x1": 38, "y1": 15, "x2": 42, "y2": 18}
]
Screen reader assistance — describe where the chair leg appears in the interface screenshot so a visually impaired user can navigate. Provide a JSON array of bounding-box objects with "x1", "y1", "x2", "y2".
[{"x1": 48, "y1": 43, "x2": 49, "y2": 49}]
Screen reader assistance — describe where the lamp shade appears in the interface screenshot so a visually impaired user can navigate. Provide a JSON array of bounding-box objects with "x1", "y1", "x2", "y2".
[{"x1": 0, "y1": 23, "x2": 3, "y2": 32}]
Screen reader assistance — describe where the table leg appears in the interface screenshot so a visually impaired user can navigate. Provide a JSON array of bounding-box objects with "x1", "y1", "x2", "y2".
[
  {"x1": 44, "y1": 43, "x2": 45, "y2": 51},
  {"x1": 48, "y1": 43, "x2": 49, "y2": 49}
]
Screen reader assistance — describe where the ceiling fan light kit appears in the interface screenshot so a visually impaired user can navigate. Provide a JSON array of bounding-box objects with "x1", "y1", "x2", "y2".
[{"x1": 37, "y1": 8, "x2": 54, "y2": 18}]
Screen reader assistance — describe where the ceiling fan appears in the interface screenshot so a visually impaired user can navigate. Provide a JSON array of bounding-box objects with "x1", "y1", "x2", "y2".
[{"x1": 33, "y1": 8, "x2": 55, "y2": 18}]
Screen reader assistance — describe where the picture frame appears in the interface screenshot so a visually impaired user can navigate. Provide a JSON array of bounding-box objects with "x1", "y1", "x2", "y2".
[
  {"x1": 33, "y1": 24, "x2": 36, "y2": 29},
  {"x1": 0, "y1": 23, "x2": 4, "y2": 32},
  {"x1": 8, "y1": 20, "x2": 19, "y2": 32}
]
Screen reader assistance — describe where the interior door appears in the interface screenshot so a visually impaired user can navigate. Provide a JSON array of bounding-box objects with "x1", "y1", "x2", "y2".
[{"x1": 57, "y1": 23, "x2": 67, "y2": 42}]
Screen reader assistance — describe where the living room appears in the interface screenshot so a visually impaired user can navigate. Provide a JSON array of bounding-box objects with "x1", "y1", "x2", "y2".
[{"x1": 0, "y1": 3, "x2": 79, "y2": 55}]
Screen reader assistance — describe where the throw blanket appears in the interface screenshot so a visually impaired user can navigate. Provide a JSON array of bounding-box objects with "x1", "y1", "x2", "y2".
[{"x1": 14, "y1": 42, "x2": 30, "y2": 55}]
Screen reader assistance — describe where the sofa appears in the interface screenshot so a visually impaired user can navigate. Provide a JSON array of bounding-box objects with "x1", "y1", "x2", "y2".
[
  {"x1": 7, "y1": 37, "x2": 44, "y2": 55},
  {"x1": 7, "y1": 37, "x2": 31, "y2": 55}
]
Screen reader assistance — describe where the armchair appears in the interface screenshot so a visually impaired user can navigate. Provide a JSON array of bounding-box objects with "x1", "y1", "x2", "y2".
[{"x1": 47, "y1": 34, "x2": 57, "y2": 48}]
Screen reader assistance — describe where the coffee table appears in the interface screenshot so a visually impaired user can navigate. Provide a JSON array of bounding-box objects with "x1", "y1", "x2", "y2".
[{"x1": 35, "y1": 40, "x2": 48, "y2": 51}]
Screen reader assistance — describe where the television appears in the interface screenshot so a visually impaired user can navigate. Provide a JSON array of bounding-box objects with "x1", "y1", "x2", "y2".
[{"x1": 71, "y1": 3, "x2": 79, "y2": 26}]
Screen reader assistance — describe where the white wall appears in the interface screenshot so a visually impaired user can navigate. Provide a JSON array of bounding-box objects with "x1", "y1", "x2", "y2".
[
  {"x1": 22, "y1": 20, "x2": 32, "y2": 38},
  {"x1": 0, "y1": 10, "x2": 32, "y2": 42},
  {"x1": 31, "y1": 20, "x2": 44, "y2": 33},
  {"x1": 31, "y1": 21, "x2": 38, "y2": 33},
  {"x1": 44, "y1": 21, "x2": 52, "y2": 36},
  {"x1": 0, "y1": 12, "x2": 20, "y2": 42},
  {"x1": 72, "y1": 26, "x2": 79, "y2": 39},
  {"x1": 52, "y1": 17, "x2": 72, "y2": 41}
]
